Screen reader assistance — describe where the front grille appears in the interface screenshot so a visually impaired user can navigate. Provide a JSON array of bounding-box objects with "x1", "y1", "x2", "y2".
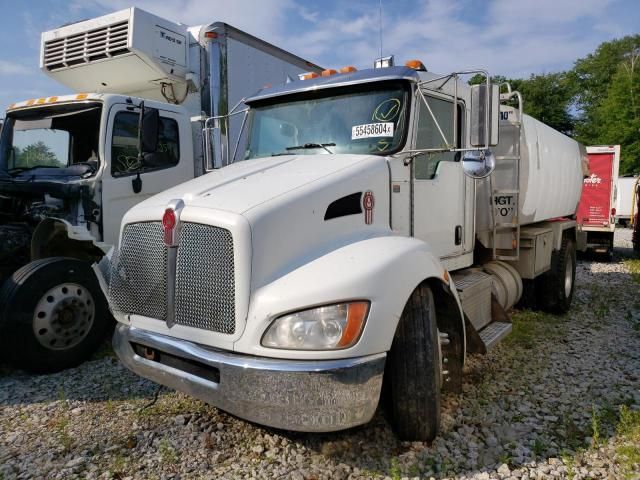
[
  {"x1": 107, "y1": 221, "x2": 236, "y2": 335},
  {"x1": 43, "y1": 20, "x2": 130, "y2": 71},
  {"x1": 175, "y1": 223, "x2": 236, "y2": 334},
  {"x1": 109, "y1": 222, "x2": 168, "y2": 321}
]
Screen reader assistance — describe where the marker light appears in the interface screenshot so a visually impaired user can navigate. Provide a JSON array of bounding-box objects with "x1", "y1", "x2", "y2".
[
  {"x1": 75, "y1": 93, "x2": 89, "y2": 100},
  {"x1": 405, "y1": 59, "x2": 427, "y2": 71},
  {"x1": 299, "y1": 72, "x2": 319, "y2": 80},
  {"x1": 204, "y1": 31, "x2": 218, "y2": 39},
  {"x1": 321, "y1": 69, "x2": 337, "y2": 77},
  {"x1": 262, "y1": 302, "x2": 370, "y2": 350},
  {"x1": 340, "y1": 66, "x2": 357, "y2": 73}
]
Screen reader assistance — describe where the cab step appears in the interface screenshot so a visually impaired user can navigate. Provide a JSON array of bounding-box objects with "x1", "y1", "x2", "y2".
[{"x1": 478, "y1": 321, "x2": 512, "y2": 350}]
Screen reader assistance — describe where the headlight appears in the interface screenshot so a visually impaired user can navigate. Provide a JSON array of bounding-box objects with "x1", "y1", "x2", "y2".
[{"x1": 261, "y1": 301, "x2": 369, "y2": 350}]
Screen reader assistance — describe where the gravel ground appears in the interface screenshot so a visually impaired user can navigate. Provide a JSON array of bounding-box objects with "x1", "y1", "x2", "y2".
[{"x1": 1, "y1": 229, "x2": 639, "y2": 480}]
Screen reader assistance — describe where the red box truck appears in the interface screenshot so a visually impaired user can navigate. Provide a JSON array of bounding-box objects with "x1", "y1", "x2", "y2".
[{"x1": 576, "y1": 145, "x2": 621, "y2": 258}]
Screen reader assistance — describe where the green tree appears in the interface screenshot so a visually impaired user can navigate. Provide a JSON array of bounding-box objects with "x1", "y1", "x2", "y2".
[
  {"x1": 570, "y1": 34, "x2": 640, "y2": 146},
  {"x1": 16, "y1": 141, "x2": 62, "y2": 168},
  {"x1": 593, "y1": 49, "x2": 640, "y2": 174},
  {"x1": 468, "y1": 73, "x2": 574, "y2": 134}
]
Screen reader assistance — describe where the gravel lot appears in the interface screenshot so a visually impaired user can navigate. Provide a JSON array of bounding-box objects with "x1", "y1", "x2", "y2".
[{"x1": 1, "y1": 229, "x2": 639, "y2": 480}]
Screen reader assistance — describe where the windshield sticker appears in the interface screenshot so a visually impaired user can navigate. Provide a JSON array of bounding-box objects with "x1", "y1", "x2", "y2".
[
  {"x1": 352, "y1": 122, "x2": 394, "y2": 140},
  {"x1": 373, "y1": 99, "x2": 401, "y2": 122}
]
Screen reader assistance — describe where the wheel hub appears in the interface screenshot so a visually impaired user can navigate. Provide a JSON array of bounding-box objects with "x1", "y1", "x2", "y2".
[{"x1": 32, "y1": 283, "x2": 95, "y2": 351}]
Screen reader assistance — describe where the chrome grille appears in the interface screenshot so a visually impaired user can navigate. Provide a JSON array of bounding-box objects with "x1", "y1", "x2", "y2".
[
  {"x1": 108, "y1": 222, "x2": 167, "y2": 320},
  {"x1": 175, "y1": 223, "x2": 236, "y2": 334},
  {"x1": 43, "y1": 20, "x2": 129, "y2": 71}
]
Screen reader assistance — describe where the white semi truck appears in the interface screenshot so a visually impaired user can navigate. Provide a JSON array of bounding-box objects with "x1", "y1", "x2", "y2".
[
  {"x1": 0, "y1": 7, "x2": 322, "y2": 373},
  {"x1": 100, "y1": 57, "x2": 586, "y2": 441}
]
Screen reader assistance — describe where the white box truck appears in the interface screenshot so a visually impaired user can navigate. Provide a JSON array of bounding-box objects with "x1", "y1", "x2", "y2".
[
  {"x1": 99, "y1": 57, "x2": 587, "y2": 441},
  {"x1": 616, "y1": 175, "x2": 639, "y2": 227},
  {"x1": 575, "y1": 145, "x2": 620, "y2": 258},
  {"x1": 0, "y1": 7, "x2": 322, "y2": 373}
]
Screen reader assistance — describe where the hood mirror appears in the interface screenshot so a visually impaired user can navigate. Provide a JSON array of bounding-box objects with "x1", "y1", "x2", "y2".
[{"x1": 462, "y1": 149, "x2": 495, "y2": 179}]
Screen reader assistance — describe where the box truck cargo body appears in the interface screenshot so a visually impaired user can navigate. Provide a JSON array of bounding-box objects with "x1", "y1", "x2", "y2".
[
  {"x1": 0, "y1": 7, "x2": 322, "y2": 372},
  {"x1": 616, "y1": 175, "x2": 639, "y2": 226},
  {"x1": 576, "y1": 145, "x2": 620, "y2": 256},
  {"x1": 98, "y1": 59, "x2": 586, "y2": 441}
]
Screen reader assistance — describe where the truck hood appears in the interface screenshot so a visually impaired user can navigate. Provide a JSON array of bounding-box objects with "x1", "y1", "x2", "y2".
[
  {"x1": 136, "y1": 154, "x2": 374, "y2": 214},
  {"x1": 128, "y1": 153, "x2": 392, "y2": 291}
]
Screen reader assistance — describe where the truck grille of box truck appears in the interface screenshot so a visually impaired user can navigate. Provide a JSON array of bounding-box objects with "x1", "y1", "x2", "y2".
[{"x1": 109, "y1": 222, "x2": 236, "y2": 334}]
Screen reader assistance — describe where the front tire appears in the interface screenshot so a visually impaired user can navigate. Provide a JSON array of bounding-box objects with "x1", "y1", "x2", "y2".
[
  {"x1": 387, "y1": 284, "x2": 441, "y2": 441},
  {"x1": 0, "y1": 257, "x2": 111, "y2": 373},
  {"x1": 536, "y1": 238, "x2": 576, "y2": 313}
]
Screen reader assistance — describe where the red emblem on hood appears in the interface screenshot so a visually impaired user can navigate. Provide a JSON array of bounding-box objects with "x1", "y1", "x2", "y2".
[
  {"x1": 162, "y1": 208, "x2": 177, "y2": 246},
  {"x1": 363, "y1": 191, "x2": 375, "y2": 225}
]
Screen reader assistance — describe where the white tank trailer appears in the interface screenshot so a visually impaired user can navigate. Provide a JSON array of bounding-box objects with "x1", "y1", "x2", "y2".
[{"x1": 477, "y1": 109, "x2": 586, "y2": 238}]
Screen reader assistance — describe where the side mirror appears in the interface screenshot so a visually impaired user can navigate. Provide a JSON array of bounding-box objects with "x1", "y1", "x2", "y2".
[
  {"x1": 203, "y1": 125, "x2": 224, "y2": 169},
  {"x1": 138, "y1": 103, "x2": 159, "y2": 154},
  {"x1": 470, "y1": 84, "x2": 499, "y2": 147},
  {"x1": 462, "y1": 149, "x2": 495, "y2": 179}
]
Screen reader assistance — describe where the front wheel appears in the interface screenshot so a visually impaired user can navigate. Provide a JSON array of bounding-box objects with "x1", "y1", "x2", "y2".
[
  {"x1": 386, "y1": 284, "x2": 441, "y2": 441},
  {"x1": 0, "y1": 257, "x2": 111, "y2": 373}
]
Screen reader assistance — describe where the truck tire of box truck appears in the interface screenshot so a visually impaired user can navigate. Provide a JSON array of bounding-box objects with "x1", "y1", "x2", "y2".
[{"x1": 0, "y1": 257, "x2": 112, "y2": 373}]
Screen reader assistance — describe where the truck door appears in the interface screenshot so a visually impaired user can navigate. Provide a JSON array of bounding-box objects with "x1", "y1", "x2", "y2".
[
  {"x1": 101, "y1": 105, "x2": 194, "y2": 246},
  {"x1": 412, "y1": 94, "x2": 466, "y2": 259}
]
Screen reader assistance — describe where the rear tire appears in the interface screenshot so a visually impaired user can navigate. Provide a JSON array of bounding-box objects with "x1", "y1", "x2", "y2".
[
  {"x1": 536, "y1": 238, "x2": 576, "y2": 313},
  {"x1": 387, "y1": 285, "x2": 441, "y2": 441},
  {"x1": 0, "y1": 257, "x2": 111, "y2": 373}
]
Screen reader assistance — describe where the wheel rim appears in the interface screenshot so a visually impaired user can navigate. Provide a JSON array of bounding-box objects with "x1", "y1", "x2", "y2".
[
  {"x1": 564, "y1": 255, "x2": 574, "y2": 298},
  {"x1": 32, "y1": 283, "x2": 95, "y2": 351}
]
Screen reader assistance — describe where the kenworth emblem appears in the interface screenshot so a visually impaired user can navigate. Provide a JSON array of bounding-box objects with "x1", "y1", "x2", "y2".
[
  {"x1": 363, "y1": 191, "x2": 375, "y2": 225},
  {"x1": 162, "y1": 208, "x2": 177, "y2": 246}
]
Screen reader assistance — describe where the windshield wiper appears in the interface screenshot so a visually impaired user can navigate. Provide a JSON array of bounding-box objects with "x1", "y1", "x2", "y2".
[{"x1": 286, "y1": 143, "x2": 335, "y2": 154}]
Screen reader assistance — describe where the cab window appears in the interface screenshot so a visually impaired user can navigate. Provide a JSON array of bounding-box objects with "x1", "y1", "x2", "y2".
[
  {"x1": 414, "y1": 95, "x2": 462, "y2": 180},
  {"x1": 111, "y1": 111, "x2": 179, "y2": 176}
]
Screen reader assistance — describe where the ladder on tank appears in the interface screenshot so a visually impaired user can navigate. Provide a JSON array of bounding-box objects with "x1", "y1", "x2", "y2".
[{"x1": 491, "y1": 86, "x2": 523, "y2": 261}]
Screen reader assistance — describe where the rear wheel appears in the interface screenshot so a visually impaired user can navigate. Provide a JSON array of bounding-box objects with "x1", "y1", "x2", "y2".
[
  {"x1": 536, "y1": 238, "x2": 576, "y2": 313},
  {"x1": 387, "y1": 285, "x2": 441, "y2": 441},
  {"x1": 0, "y1": 257, "x2": 111, "y2": 373}
]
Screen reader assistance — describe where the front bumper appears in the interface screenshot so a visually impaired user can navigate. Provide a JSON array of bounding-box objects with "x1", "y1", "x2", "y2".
[{"x1": 113, "y1": 324, "x2": 385, "y2": 432}]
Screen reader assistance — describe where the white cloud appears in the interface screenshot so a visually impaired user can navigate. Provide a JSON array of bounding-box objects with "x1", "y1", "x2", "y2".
[{"x1": 0, "y1": 61, "x2": 30, "y2": 76}]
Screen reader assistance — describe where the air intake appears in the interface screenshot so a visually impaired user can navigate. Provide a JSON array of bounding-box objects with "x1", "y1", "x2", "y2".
[{"x1": 43, "y1": 20, "x2": 130, "y2": 71}]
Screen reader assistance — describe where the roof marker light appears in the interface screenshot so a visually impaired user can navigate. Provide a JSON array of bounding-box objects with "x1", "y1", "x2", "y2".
[
  {"x1": 321, "y1": 69, "x2": 337, "y2": 77},
  {"x1": 340, "y1": 66, "x2": 357, "y2": 74},
  {"x1": 405, "y1": 59, "x2": 427, "y2": 71},
  {"x1": 75, "y1": 93, "x2": 88, "y2": 100},
  {"x1": 48, "y1": 96, "x2": 58, "y2": 103},
  {"x1": 204, "y1": 31, "x2": 218, "y2": 39},
  {"x1": 299, "y1": 72, "x2": 319, "y2": 80}
]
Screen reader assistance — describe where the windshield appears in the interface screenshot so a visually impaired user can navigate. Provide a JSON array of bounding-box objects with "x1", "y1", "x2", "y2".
[
  {"x1": 0, "y1": 103, "x2": 102, "y2": 174},
  {"x1": 244, "y1": 81, "x2": 410, "y2": 159}
]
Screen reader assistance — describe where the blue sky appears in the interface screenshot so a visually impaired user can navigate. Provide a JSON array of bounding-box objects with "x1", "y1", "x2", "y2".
[{"x1": 0, "y1": 0, "x2": 638, "y2": 113}]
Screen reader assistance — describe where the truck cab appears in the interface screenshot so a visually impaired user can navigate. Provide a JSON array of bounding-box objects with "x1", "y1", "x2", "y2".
[{"x1": 0, "y1": 7, "x2": 322, "y2": 373}]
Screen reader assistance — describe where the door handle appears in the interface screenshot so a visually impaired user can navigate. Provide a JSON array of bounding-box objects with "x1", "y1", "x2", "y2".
[{"x1": 455, "y1": 225, "x2": 462, "y2": 245}]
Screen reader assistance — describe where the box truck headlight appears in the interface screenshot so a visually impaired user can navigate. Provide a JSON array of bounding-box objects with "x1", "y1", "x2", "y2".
[{"x1": 262, "y1": 302, "x2": 369, "y2": 350}]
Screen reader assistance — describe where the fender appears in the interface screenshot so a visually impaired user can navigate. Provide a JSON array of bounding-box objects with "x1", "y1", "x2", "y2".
[
  {"x1": 31, "y1": 218, "x2": 108, "y2": 262},
  {"x1": 233, "y1": 234, "x2": 466, "y2": 362}
]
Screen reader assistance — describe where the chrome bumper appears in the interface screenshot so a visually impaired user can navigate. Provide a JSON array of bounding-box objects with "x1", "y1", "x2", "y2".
[{"x1": 113, "y1": 324, "x2": 385, "y2": 432}]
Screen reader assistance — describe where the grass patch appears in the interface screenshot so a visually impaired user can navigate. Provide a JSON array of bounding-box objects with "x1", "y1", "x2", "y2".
[
  {"x1": 137, "y1": 392, "x2": 209, "y2": 418},
  {"x1": 505, "y1": 310, "x2": 565, "y2": 349},
  {"x1": 158, "y1": 438, "x2": 179, "y2": 465},
  {"x1": 624, "y1": 259, "x2": 640, "y2": 284},
  {"x1": 615, "y1": 406, "x2": 640, "y2": 478}
]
